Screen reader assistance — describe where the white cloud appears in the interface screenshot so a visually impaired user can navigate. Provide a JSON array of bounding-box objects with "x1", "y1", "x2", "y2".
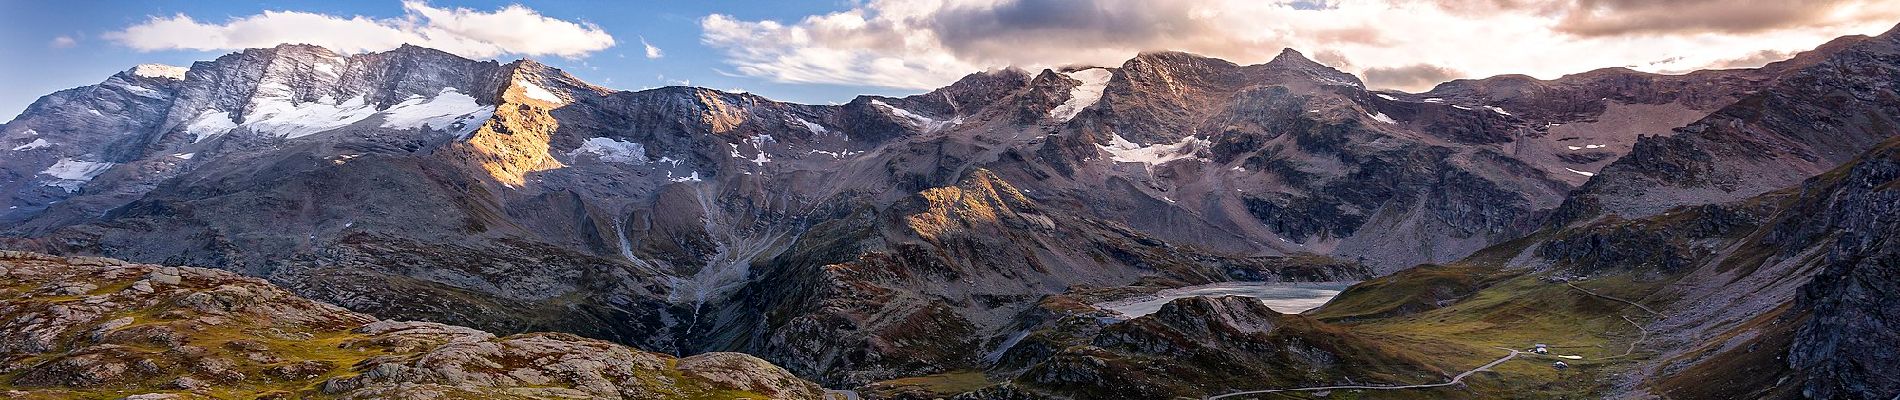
[
  {"x1": 641, "y1": 36, "x2": 664, "y2": 58},
  {"x1": 105, "y1": 1, "x2": 614, "y2": 59},
  {"x1": 700, "y1": 0, "x2": 1900, "y2": 92},
  {"x1": 49, "y1": 36, "x2": 77, "y2": 48}
]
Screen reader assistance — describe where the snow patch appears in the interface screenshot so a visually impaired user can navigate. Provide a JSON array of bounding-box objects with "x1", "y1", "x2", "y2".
[
  {"x1": 870, "y1": 100, "x2": 946, "y2": 131},
  {"x1": 744, "y1": 135, "x2": 775, "y2": 166},
  {"x1": 1368, "y1": 111, "x2": 1397, "y2": 124},
  {"x1": 1423, "y1": 98, "x2": 1445, "y2": 103},
  {"x1": 571, "y1": 137, "x2": 649, "y2": 164},
  {"x1": 516, "y1": 79, "x2": 565, "y2": 104},
  {"x1": 243, "y1": 95, "x2": 378, "y2": 139},
  {"x1": 186, "y1": 111, "x2": 238, "y2": 142},
  {"x1": 1048, "y1": 68, "x2": 1113, "y2": 122},
  {"x1": 130, "y1": 64, "x2": 187, "y2": 80},
  {"x1": 380, "y1": 88, "x2": 494, "y2": 138},
  {"x1": 793, "y1": 116, "x2": 828, "y2": 134},
  {"x1": 1375, "y1": 93, "x2": 1398, "y2": 101},
  {"x1": 39, "y1": 159, "x2": 116, "y2": 191},
  {"x1": 110, "y1": 80, "x2": 166, "y2": 98},
  {"x1": 1566, "y1": 144, "x2": 1607, "y2": 150},
  {"x1": 669, "y1": 171, "x2": 703, "y2": 182},
  {"x1": 808, "y1": 149, "x2": 860, "y2": 159},
  {"x1": 314, "y1": 63, "x2": 337, "y2": 76},
  {"x1": 1565, "y1": 168, "x2": 1596, "y2": 177},
  {"x1": 1483, "y1": 105, "x2": 1513, "y2": 116},
  {"x1": 11, "y1": 138, "x2": 51, "y2": 151},
  {"x1": 1100, "y1": 133, "x2": 1209, "y2": 166},
  {"x1": 172, "y1": 153, "x2": 195, "y2": 160}
]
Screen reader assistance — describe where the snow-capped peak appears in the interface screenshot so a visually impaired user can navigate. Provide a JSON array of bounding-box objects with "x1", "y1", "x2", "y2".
[{"x1": 130, "y1": 64, "x2": 188, "y2": 80}]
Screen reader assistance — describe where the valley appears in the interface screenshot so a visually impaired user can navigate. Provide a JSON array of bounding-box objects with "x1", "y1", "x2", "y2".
[{"x1": 1, "y1": 15, "x2": 1897, "y2": 400}]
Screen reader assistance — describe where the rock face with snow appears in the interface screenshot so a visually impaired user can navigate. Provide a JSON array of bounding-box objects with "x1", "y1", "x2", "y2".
[{"x1": 2, "y1": 22, "x2": 1899, "y2": 397}]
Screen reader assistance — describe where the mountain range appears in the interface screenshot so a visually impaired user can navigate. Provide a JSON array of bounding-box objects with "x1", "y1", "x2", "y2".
[{"x1": 2, "y1": 22, "x2": 1898, "y2": 400}]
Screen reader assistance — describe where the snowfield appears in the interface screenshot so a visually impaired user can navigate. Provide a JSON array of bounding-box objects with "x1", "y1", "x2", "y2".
[
  {"x1": 793, "y1": 116, "x2": 828, "y2": 134},
  {"x1": 380, "y1": 88, "x2": 494, "y2": 138},
  {"x1": 516, "y1": 79, "x2": 565, "y2": 104},
  {"x1": 1049, "y1": 68, "x2": 1113, "y2": 122},
  {"x1": 1101, "y1": 133, "x2": 1210, "y2": 165},
  {"x1": 39, "y1": 159, "x2": 117, "y2": 192},
  {"x1": 130, "y1": 64, "x2": 187, "y2": 80},
  {"x1": 572, "y1": 137, "x2": 650, "y2": 164},
  {"x1": 11, "y1": 138, "x2": 51, "y2": 151},
  {"x1": 871, "y1": 99, "x2": 946, "y2": 131},
  {"x1": 242, "y1": 94, "x2": 379, "y2": 139},
  {"x1": 186, "y1": 111, "x2": 239, "y2": 142}
]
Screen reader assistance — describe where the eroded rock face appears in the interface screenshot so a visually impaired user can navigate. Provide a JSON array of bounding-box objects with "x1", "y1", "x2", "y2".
[
  {"x1": 1551, "y1": 30, "x2": 1900, "y2": 225},
  {"x1": 1786, "y1": 139, "x2": 1900, "y2": 400},
  {"x1": 0, "y1": 251, "x2": 823, "y2": 399}
]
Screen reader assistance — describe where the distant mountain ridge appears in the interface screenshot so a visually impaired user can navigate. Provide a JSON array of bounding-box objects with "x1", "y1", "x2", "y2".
[{"x1": 2, "y1": 22, "x2": 1898, "y2": 398}]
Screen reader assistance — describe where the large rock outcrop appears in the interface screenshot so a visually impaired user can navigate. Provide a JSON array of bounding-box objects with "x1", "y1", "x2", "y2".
[{"x1": 0, "y1": 251, "x2": 825, "y2": 399}]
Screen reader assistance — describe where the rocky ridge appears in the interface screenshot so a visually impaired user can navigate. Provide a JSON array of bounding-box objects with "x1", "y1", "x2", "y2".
[{"x1": 0, "y1": 250, "x2": 824, "y2": 399}]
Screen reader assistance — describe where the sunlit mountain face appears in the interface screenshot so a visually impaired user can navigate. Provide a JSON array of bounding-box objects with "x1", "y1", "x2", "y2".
[{"x1": 3, "y1": 2, "x2": 1899, "y2": 399}]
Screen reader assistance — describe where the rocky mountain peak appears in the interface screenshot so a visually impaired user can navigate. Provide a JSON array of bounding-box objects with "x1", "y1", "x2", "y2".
[
  {"x1": 1259, "y1": 47, "x2": 1364, "y2": 88},
  {"x1": 1266, "y1": 47, "x2": 1313, "y2": 66},
  {"x1": 1121, "y1": 50, "x2": 1240, "y2": 75}
]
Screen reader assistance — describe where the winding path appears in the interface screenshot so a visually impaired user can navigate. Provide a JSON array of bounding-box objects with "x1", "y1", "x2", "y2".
[
  {"x1": 1617, "y1": 315, "x2": 1649, "y2": 358},
  {"x1": 1204, "y1": 349, "x2": 1521, "y2": 399}
]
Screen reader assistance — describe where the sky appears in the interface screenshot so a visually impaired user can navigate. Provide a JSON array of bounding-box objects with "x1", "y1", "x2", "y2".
[{"x1": 4, "y1": 0, "x2": 1899, "y2": 121}]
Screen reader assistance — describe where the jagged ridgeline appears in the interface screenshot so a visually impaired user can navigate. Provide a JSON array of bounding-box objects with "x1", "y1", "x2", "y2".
[{"x1": 2, "y1": 22, "x2": 1899, "y2": 400}]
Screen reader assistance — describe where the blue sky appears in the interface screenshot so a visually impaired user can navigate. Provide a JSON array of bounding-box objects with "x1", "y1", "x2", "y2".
[
  {"x1": 5, "y1": 1, "x2": 1897, "y2": 122},
  {"x1": 0, "y1": 1, "x2": 918, "y2": 120}
]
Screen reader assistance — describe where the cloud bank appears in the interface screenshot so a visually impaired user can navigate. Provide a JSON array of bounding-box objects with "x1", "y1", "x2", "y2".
[
  {"x1": 701, "y1": 0, "x2": 1900, "y2": 92},
  {"x1": 106, "y1": 1, "x2": 614, "y2": 59}
]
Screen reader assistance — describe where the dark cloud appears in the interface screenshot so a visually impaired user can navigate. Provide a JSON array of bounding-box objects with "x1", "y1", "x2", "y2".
[
  {"x1": 921, "y1": 0, "x2": 1264, "y2": 65},
  {"x1": 1552, "y1": 0, "x2": 1898, "y2": 37},
  {"x1": 1363, "y1": 63, "x2": 1463, "y2": 91},
  {"x1": 703, "y1": 0, "x2": 1894, "y2": 92}
]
